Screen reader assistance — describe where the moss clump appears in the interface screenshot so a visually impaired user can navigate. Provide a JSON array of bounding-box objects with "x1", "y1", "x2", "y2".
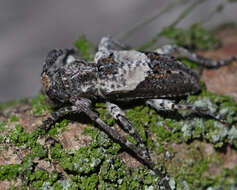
[
  {"x1": 173, "y1": 146, "x2": 210, "y2": 189},
  {"x1": 78, "y1": 174, "x2": 99, "y2": 190},
  {"x1": 10, "y1": 115, "x2": 19, "y2": 122},
  {"x1": 0, "y1": 98, "x2": 27, "y2": 111},
  {"x1": 0, "y1": 164, "x2": 22, "y2": 180},
  {"x1": 95, "y1": 103, "x2": 115, "y2": 126},
  {"x1": 176, "y1": 165, "x2": 237, "y2": 190},
  {"x1": 0, "y1": 120, "x2": 7, "y2": 132},
  {"x1": 5, "y1": 124, "x2": 47, "y2": 160},
  {"x1": 160, "y1": 23, "x2": 220, "y2": 51},
  {"x1": 179, "y1": 58, "x2": 198, "y2": 70},
  {"x1": 8, "y1": 124, "x2": 35, "y2": 146},
  {"x1": 74, "y1": 35, "x2": 95, "y2": 61},
  {"x1": 48, "y1": 119, "x2": 68, "y2": 136},
  {"x1": 29, "y1": 94, "x2": 53, "y2": 116}
]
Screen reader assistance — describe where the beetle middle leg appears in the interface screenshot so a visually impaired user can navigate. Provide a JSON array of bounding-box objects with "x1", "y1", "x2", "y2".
[
  {"x1": 74, "y1": 99, "x2": 173, "y2": 189},
  {"x1": 146, "y1": 99, "x2": 227, "y2": 124},
  {"x1": 155, "y1": 44, "x2": 236, "y2": 68},
  {"x1": 106, "y1": 102, "x2": 150, "y2": 160},
  {"x1": 38, "y1": 99, "x2": 155, "y2": 170},
  {"x1": 98, "y1": 36, "x2": 130, "y2": 51}
]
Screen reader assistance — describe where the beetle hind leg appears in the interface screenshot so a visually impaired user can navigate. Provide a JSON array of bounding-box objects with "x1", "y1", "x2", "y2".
[
  {"x1": 146, "y1": 99, "x2": 228, "y2": 125},
  {"x1": 155, "y1": 44, "x2": 236, "y2": 68}
]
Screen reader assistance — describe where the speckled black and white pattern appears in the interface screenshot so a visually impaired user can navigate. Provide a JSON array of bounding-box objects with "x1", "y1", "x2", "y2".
[
  {"x1": 39, "y1": 36, "x2": 235, "y2": 189},
  {"x1": 42, "y1": 46, "x2": 202, "y2": 103},
  {"x1": 93, "y1": 37, "x2": 202, "y2": 101}
]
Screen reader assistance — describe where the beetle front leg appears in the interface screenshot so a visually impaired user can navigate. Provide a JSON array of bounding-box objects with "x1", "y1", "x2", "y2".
[
  {"x1": 146, "y1": 99, "x2": 228, "y2": 124},
  {"x1": 106, "y1": 102, "x2": 150, "y2": 160},
  {"x1": 75, "y1": 99, "x2": 152, "y2": 163},
  {"x1": 155, "y1": 44, "x2": 236, "y2": 68},
  {"x1": 38, "y1": 105, "x2": 81, "y2": 132}
]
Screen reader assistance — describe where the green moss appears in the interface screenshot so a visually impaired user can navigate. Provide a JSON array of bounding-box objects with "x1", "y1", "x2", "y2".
[
  {"x1": 0, "y1": 164, "x2": 22, "y2": 180},
  {"x1": 99, "y1": 156, "x2": 129, "y2": 183},
  {"x1": 92, "y1": 89, "x2": 236, "y2": 188},
  {"x1": 29, "y1": 94, "x2": 53, "y2": 116},
  {"x1": 90, "y1": 88, "x2": 236, "y2": 188},
  {"x1": 175, "y1": 153, "x2": 209, "y2": 189},
  {"x1": 159, "y1": 23, "x2": 220, "y2": 50},
  {"x1": 95, "y1": 103, "x2": 115, "y2": 126},
  {"x1": 179, "y1": 58, "x2": 198, "y2": 70},
  {"x1": 50, "y1": 143, "x2": 64, "y2": 160},
  {"x1": 199, "y1": 165, "x2": 237, "y2": 189},
  {"x1": 8, "y1": 124, "x2": 36, "y2": 146},
  {"x1": 0, "y1": 120, "x2": 7, "y2": 132},
  {"x1": 31, "y1": 143, "x2": 47, "y2": 158},
  {"x1": 5, "y1": 124, "x2": 48, "y2": 161},
  {"x1": 31, "y1": 169, "x2": 49, "y2": 181},
  {"x1": 0, "y1": 98, "x2": 27, "y2": 111},
  {"x1": 78, "y1": 174, "x2": 99, "y2": 190},
  {"x1": 172, "y1": 89, "x2": 237, "y2": 147},
  {"x1": 10, "y1": 115, "x2": 19, "y2": 122},
  {"x1": 48, "y1": 119, "x2": 68, "y2": 136},
  {"x1": 74, "y1": 35, "x2": 95, "y2": 61}
]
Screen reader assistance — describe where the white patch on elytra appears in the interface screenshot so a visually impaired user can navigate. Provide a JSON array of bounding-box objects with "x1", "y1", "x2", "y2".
[
  {"x1": 113, "y1": 50, "x2": 148, "y2": 63},
  {"x1": 98, "y1": 50, "x2": 151, "y2": 94}
]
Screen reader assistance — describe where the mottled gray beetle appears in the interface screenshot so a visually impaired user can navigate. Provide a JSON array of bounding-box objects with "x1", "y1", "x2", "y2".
[{"x1": 40, "y1": 36, "x2": 235, "y2": 189}]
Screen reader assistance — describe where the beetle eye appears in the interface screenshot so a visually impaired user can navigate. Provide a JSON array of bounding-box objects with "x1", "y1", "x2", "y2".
[
  {"x1": 43, "y1": 49, "x2": 76, "y2": 73},
  {"x1": 43, "y1": 49, "x2": 64, "y2": 72}
]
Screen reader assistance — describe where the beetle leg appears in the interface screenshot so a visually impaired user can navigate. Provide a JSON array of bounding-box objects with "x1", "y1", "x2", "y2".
[
  {"x1": 155, "y1": 44, "x2": 236, "y2": 68},
  {"x1": 38, "y1": 105, "x2": 81, "y2": 132},
  {"x1": 37, "y1": 104, "x2": 170, "y2": 187},
  {"x1": 74, "y1": 99, "x2": 152, "y2": 163},
  {"x1": 74, "y1": 99, "x2": 171, "y2": 189},
  {"x1": 95, "y1": 36, "x2": 130, "y2": 63},
  {"x1": 146, "y1": 99, "x2": 228, "y2": 124},
  {"x1": 106, "y1": 102, "x2": 150, "y2": 159},
  {"x1": 98, "y1": 36, "x2": 130, "y2": 51}
]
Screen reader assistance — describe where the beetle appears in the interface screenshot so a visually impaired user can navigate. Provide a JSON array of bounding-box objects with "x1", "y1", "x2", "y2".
[{"x1": 39, "y1": 36, "x2": 236, "y2": 189}]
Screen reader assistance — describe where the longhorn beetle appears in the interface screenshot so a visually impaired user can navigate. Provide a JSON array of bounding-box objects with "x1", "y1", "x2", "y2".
[{"x1": 39, "y1": 36, "x2": 236, "y2": 189}]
